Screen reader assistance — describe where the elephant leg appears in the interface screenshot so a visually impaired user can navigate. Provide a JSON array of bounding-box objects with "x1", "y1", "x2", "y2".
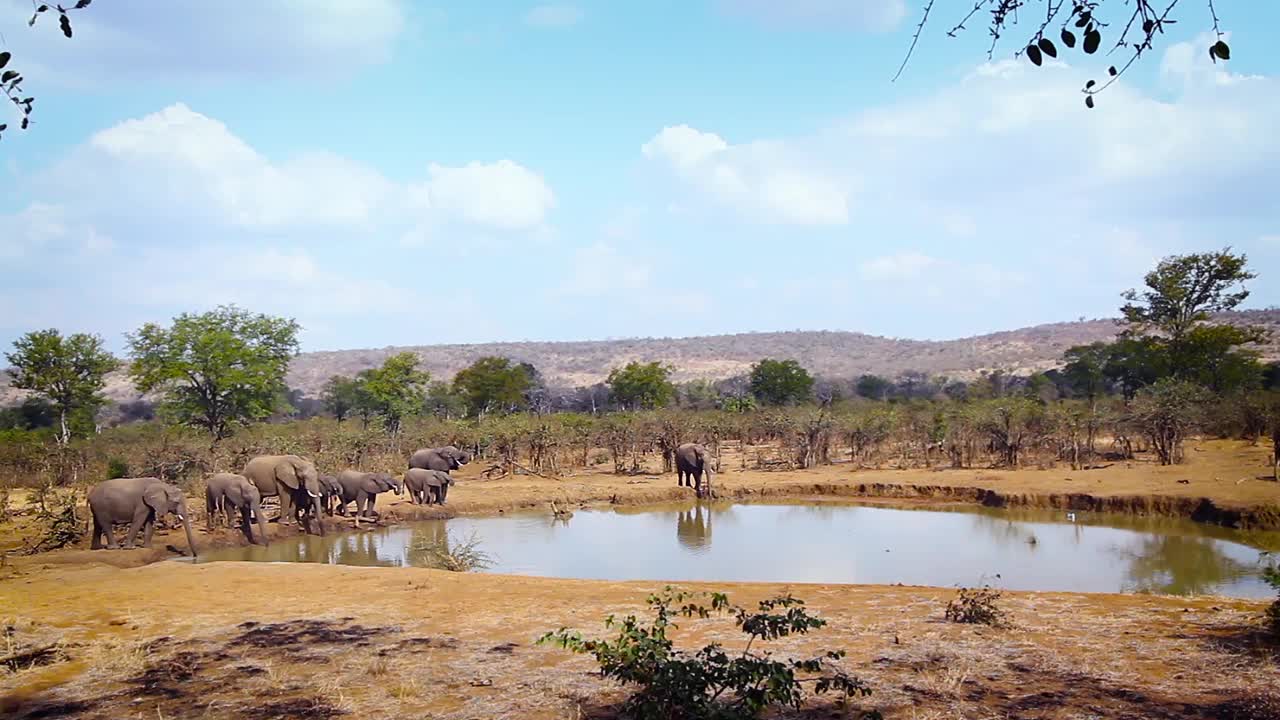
[
  {"x1": 238, "y1": 507, "x2": 255, "y2": 544},
  {"x1": 125, "y1": 508, "x2": 150, "y2": 549},
  {"x1": 206, "y1": 490, "x2": 217, "y2": 532},
  {"x1": 278, "y1": 490, "x2": 296, "y2": 525},
  {"x1": 142, "y1": 518, "x2": 156, "y2": 547},
  {"x1": 91, "y1": 515, "x2": 105, "y2": 549}
]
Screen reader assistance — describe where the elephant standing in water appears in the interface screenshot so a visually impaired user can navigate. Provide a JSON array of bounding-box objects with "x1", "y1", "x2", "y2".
[
  {"x1": 334, "y1": 470, "x2": 401, "y2": 525},
  {"x1": 242, "y1": 454, "x2": 325, "y2": 536},
  {"x1": 405, "y1": 468, "x2": 453, "y2": 505},
  {"x1": 408, "y1": 446, "x2": 471, "y2": 473},
  {"x1": 88, "y1": 477, "x2": 198, "y2": 556},
  {"x1": 675, "y1": 443, "x2": 714, "y2": 499},
  {"x1": 205, "y1": 472, "x2": 270, "y2": 546}
]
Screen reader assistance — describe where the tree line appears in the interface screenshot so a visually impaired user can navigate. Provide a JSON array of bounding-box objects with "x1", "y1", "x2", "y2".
[{"x1": 3, "y1": 249, "x2": 1278, "y2": 484}]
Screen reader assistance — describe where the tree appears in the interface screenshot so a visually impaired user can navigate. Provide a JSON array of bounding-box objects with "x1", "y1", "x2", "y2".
[
  {"x1": 5, "y1": 329, "x2": 118, "y2": 445},
  {"x1": 1101, "y1": 335, "x2": 1169, "y2": 400},
  {"x1": 855, "y1": 374, "x2": 891, "y2": 401},
  {"x1": 897, "y1": 0, "x2": 1234, "y2": 109},
  {"x1": 749, "y1": 359, "x2": 814, "y2": 406},
  {"x1": 1121, "y1": 249, "x2": 1256, "y2": 344},
  {"x1": 358, "y1": 352, "x2": 430, "y2": 434},
  {"x1": 452, "y1": 356, "x2": 534, "y2": 417},
  {"x1": 126, "y1": 305, "x2": 300, "y2": 443},
  {"x1": 607, "y1": 362, "x2": 675, "y2": 411},
  {"x1": 1062, "y1": 342, "x2": 1112, "y2": 404},
  {"x1": 321, "y1": 375, "x2": 362, "y2": 422},
  {"x1": 424, "y1": 381, "x2": 467, "y2": 419},
  {"x1": 1128, "y1": 379, "x2": 1211, "y2": 465}
]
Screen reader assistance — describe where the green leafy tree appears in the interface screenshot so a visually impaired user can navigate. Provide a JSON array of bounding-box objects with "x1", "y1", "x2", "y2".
[
  {"x1": 855, "y1": 374, "x2": 891, "y2": 401},
  {"x1": 1127, "y1": 379, "x2": 1211, "y2": 465},
  {"x1": 1100, "y1": 335, "x2": 1170, "y2": 400},
  {"x1": 126, "y1": 305, "x2": 300, "y2": 443},
  {"x1": 424, "y1": 380, "x2": 468, "y2": 419},
  {"x1": 452, "y1": 356, "x2": 534, "y2": 417},
  {"x1": 358, "y1": 352, "x2": 430, "y2": 434},
  {"x1": 1121, "y1": 249, "x2": 1256, "y2": 344},
  {"x1": 320, "y1": 375, "x2": 362, "y2": 422},
  {"x1": 748, "y1": 359, "x2": 814, "y2": 406},
  {"x1": 607, "y1": 361, "x2": 676, "y2": 411},
  {"x1": 1061, "y1": 342, "x2": 1112, "y2": 403},
  {"x1": 539, "y1": 587, "x2": 877, "y2": 720},
  {"x1": 5, "y1": 329, "x2": 118, "y2": 445}
]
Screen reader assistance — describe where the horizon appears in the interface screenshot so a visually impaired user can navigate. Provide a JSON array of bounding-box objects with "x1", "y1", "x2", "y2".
[{"x1": 3, "y1": 1, "x2": 1278, "y2": 353}]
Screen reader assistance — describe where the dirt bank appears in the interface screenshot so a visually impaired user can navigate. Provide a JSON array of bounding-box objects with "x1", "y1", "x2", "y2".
[{"x1": 2, "y1": 561, "x2": 1277, "y2": 719}]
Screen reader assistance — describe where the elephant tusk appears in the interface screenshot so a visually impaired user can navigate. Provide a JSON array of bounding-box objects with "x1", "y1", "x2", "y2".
[
  {"x1": 308, "y1": 491, "x2": 322, "y2": 498},
  {"x1": 176, "y1": 514, "x2": 186, "y2": 521}
]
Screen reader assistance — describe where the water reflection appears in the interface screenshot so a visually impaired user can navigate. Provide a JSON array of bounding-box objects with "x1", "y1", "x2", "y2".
[{"x1": 199, "y1": 501, "x2": 1280, "y2": 598}]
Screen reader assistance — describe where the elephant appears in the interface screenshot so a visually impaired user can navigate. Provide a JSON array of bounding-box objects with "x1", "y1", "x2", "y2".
[
  {"x1": 205, "y1": 472, "x2": 269, "y2": 546},
  {"x1": 404, "y1": 468, "x2": 453, "y2": 505},
  {"x1": 334, "y1": 470, "x2": 401, "y2": 526},
  {"x1": 242, "y1": 454, "x2": 325, "y2": 536},
  {"x1": 676, "y1": 504, "x2": 712, "y2": 550},
  {"x1": 88, "y1": 477, "x2": 198, "y2": 556},
  {"x1": 408, "y1": 446, "x2": 471, "y2": 473},
  {"x1": 675, "y1": 443, "x2": 715, "y2": 499},
  {"x1": 318, "y1": 474, "x2": 344, "y2": 516}
]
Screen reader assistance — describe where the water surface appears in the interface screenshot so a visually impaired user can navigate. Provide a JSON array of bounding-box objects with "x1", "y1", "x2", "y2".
[{"x1": 198, "y1": 502, "x2": 1280, "y2": 598}]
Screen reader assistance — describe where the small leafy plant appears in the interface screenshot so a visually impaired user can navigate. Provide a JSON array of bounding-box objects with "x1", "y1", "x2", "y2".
[
  {"x1": 538, "y1": 587, "x2": 880, "y2": 720},
  {"x1": 945, "y1": 579, "x2": 1008, "y2": 627},
  {"x1": 1263, "y1": 554, "x2": 1280, "y2": 639},
  {"x1": 412, "y1": 530, "x2": 494, "y2": 572}
]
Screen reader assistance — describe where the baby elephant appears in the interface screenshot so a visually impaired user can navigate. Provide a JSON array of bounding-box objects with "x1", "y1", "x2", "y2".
[
  {"x1": 205, "y1": 472, "x2": 270, "y2": 546},
  {"x1": 88, "y1": 477, "x2": 198, "y2": 556},
  {"x1": 334, "y1": 470, "x2": 401, "y2": 526},
  {"x1": 318, "y1": 474, "x2": 343, "y2": 516},
  {"x1": 405, "y1": 468, "x2": 454, "y2": 505}
]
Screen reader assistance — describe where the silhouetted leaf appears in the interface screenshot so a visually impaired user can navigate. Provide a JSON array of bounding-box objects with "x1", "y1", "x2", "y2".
[
  {"x1": 1061, "y1": 29, "x2": 1076, "y2": 48},
  {"x1": 21, "y1": 118, "x2": 29, "y2": 129},
  {"x1": 1038, "y1": 38, "x2": 1057, "y2": 58},
  {"x1": 75, "y1": 0, "x2": 92, "y2": 7},
  {"x1": 1085, "y1": 95, "x2": 1095, "y2": 109},
  {"x1": 36, "y1": 3, "x2": 48, "y2": 10},
  {"x1": 1143, "y1": 19, "x2": 1155, "y2": 34},
  {"x1": 0, "y1": 52, "x2": 9, "y2": 69},
  {"x1": 1, "y1": 70, "x2": 18, "y2": 83},
  {"x1": 60, "y1": 13, "x2": 73, "y2": 38},
  {"x1": 1211, "y1": 40, "x2": 1231, "y2": 61},
  {"x1": 0, "y1": 124, "x2": 6, "y2": 132},
  {"x1": 1085, "y1": 79, "x2": 1096, "y2": 89},
  {"x1": 1075, "y1": 12, "x2": 1090, "y2": 28},
  {"x1": 1026, "y1": 44, "x2": 1043, "y2": 66},
  {"x1": 1108, "y1": 65, "x2": 1117, "y2": 76},
  {"x1": 1083, "y1": 30, "x2": 1101, "y2": 54}
]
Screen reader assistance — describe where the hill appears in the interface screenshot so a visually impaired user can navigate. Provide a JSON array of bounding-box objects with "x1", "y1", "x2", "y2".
[{"x1": 3, "y1": 310, "x2": 1278, "y2": 405}]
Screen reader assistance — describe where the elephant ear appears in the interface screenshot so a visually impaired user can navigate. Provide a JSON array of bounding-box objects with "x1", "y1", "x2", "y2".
[
  {"x1": 275, "y1": 460, "x2": 301, "y2": 490},
  {"x1": 142, "y1": 483, "x2": 168, "y2": 513}
]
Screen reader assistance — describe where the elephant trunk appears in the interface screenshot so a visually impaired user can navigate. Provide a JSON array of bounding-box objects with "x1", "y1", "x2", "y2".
[
  {"x1": 179, "y1": 511, "x2": 198, "y2": 558},
  {"x1": 253, "y1": 501, "x2": 270, "y2": 546}
]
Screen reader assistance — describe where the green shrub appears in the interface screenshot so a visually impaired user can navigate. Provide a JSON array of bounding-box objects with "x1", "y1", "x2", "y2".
[
  {"x1": 539, "y1": 587, "x2": 879, "y2": 720},
  {"x1": 1264, "y1": 557, "x2": 1280, "y2": 639},
  {"x1": 945, "y1": 582, "x2": 1008, "y2": 627},
  {"x1": 105, "y1": 457, "x2": 130, "y2": 479}
]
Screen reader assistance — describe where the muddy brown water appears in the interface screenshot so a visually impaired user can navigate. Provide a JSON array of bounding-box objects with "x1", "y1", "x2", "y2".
[{"x1": 197, "y1": 501, "x2": 1280, "y2": 598}]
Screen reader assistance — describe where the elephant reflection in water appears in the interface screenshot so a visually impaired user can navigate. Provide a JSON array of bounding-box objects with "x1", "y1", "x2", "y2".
[
  {"x1": 676, "y1": 504, "x2": 712, "y2": 550},
  {"x1": 326, "y1": 531, "x2": 385, "y2": 567},
  {"x1": 405, "y1": 523, "x2": 452, "y2": 567}
]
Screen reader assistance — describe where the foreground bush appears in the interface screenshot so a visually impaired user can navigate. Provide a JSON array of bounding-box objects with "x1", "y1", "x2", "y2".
[
  {"x1": 945, "y1": 581, "x2": 1008, "y2": 627},
  {"x1": 539, "y1": 587, "x2": 879, "y2": 720}
]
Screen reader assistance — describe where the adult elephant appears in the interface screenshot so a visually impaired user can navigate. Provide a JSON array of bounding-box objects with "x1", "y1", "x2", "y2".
[
  {"x1": 404, "y1": 468, "x2": 453, "y2": 505},
  {"x1": 675, "y1": 443, "x2": 715, "y2": 499},
  {"x1": 242, "y1": 454, "x2": 325, "y2": 536},
  {"x1": 88, "y1": 477, "x2": 198, "y2": 556},
  {"x1": 318, "y1": 474, "x2": 343, "y2": 516},
  {"x1": 205, "y1": 472, "x2": 270, "y2": 546},
  {"x1": 408, "y1": 446, "x2": 471, "y2": 473},
  {"x1": 334, "y1": 470, "x2": 401, "y2": 526}
]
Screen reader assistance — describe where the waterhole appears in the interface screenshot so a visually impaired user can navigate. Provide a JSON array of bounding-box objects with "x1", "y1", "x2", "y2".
[{"x1": 197, "y1": 501, "x2": 1280, "y2": 598}]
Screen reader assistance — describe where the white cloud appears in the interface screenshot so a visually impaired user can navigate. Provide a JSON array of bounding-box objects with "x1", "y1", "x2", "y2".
[
  {"x1": 0, "y1": 0, "x2": 406, "y2": 83},
  {"x1": 524, "y1": 4, "x2": 583, "y2": 28},
  {"x1": 560, "y1": 243, "x2": 651, "y2": 297},
  {"x1": 642, "y1": 125, "x2": 849, "y2": 226},
  {"x1": 719, "y1": 0, "x2": 906, "y2": 32},
  {"x1": 858, "y1": 252, "x2": 940, "y2": 280},
  {"x1": 414, "y1": 160, "x2": 556, "y2": 231}
]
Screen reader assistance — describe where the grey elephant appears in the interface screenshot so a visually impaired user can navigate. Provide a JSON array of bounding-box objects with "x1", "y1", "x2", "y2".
[
  {"x1": 242, "y1": 454, "x2": 325, "y2": 536},
  {"x1": 334, "y1": 470, "x2": 401, "y2": 525},
  {"x1": 675, "y1": 443, "x2": 715, "y2": 499},
  {"x1": 88, "y1": 477, "x2": 198, "y2": 556},
  {"x1": 404, "y1": 468, "x2": 453, "y2": 505},
  {"x1": 318, "y1": 473, "x2": 343, "y2": 516},
  {"x1": 408, "y1": 446, "x2": 471, "y2": 472},
  {"x1": 205, "y1": 472, "x2": 269, "y2": 546}
]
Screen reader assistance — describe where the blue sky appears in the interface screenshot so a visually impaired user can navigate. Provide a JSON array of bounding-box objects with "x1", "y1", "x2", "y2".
[{"x1": 2, "y1": 0, "x2": 1278, "y2": 353}]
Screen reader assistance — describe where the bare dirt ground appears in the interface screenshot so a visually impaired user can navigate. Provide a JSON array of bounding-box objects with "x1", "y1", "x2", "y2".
[{"x1": 1, "y1": 440, "x2": 1278, "y2": 718}]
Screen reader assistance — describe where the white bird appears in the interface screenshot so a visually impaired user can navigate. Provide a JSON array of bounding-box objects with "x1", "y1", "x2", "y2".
[{"x1": 1066, "y1": 512, "x2": 1077, "y2": 522}]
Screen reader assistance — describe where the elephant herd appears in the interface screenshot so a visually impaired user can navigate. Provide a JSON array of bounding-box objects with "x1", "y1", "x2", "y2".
[{"x1": 86, "y1": 446, "x2": 473, "y2": 555}]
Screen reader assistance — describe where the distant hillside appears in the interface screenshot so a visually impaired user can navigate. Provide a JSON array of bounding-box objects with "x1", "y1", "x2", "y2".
[{"x1": 3, "y1": 310, "x2": 1278, "y2": 405}]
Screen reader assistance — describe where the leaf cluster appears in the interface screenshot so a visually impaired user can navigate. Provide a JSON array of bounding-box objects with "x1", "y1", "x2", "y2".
[{"x1": 539, "y1": 587, "x2": 878, "y2": 719}]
